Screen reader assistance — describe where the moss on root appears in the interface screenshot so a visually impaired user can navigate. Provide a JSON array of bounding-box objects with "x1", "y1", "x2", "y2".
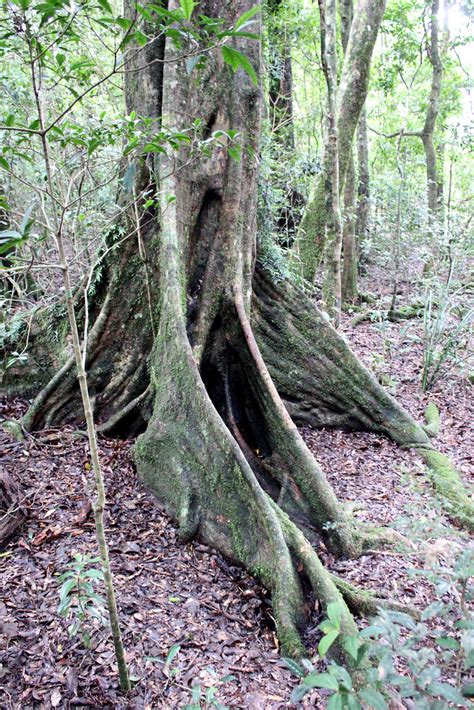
[
  {"x1": 423, "y1": 402, "x2": 441, "y2": 438},
  {"x1": 332, "y1": 575, "x2": 418, "y2": 619},
  {"x1": 418, "y1": 448, "x2": 474, "y2": 532}
]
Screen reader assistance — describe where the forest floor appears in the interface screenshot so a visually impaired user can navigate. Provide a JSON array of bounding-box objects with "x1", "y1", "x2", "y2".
[{"x1": 0, "y1": 272, "x2": 472, "y2": 709}]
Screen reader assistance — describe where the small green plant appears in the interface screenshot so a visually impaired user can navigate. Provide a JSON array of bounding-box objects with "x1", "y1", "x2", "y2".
[
  {"x1": 422, "y1": 272, "x2": 473, "y2": 391},
  {"x1": 57, "y1": 553, "x2": 107, "y2": 648},
  {"x1": 182, "y1": 671, "x2": 236, "y2": 710},
  {"x1": 288, "y1": 551, "x2": 473, "y2": 708},
  {"x1": 152, "y1": 644, "x2": 236, "y2": 709},
  {"x1": 288, "y1": 602, "x2": 385, "y2": 709}
]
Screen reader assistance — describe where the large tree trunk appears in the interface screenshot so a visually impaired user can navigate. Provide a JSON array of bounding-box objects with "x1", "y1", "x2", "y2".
[
  {"x1": 4, "y1": 0, "x2": 472, "y2": 658},
  {"x1": 297, "y1": 0, "x2": 386, "y2": 281}
]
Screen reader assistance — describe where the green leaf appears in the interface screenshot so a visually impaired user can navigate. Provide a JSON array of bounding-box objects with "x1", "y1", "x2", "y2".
[
  {"x1": 290, "y1": 684, "x2": 310, "y2": 704},
  {"x1": 221, "y1": 46, "x2": 258, "y2": 86},
  {"x1": 342, "y1": 635, "x2": 360, "y2": 661},
  {"x1": 98, "y1": 0, "x2": 113, "y2": 13},
  {"x1": 326, "y1": 602, "x2": 342, "y2": 629},
  {"x1": 0, "y1": 156, "x2": 9, "y2": 170},
  {"x1": 327, "y1": 692, "x2": 343, "y2": 710},
  {"x1": 318, "y1": 629, "x2": 340, "y2": 657},
  {"x1": 234, "y1": 4, "x2": 261, "y2": 30},
  {"x1": 218, "y1": 30, "x2": 260, "y2": 40},
  {"x1": 122, "y1": 162, "x2": 136, "y2": 192},
  {"x1": 165, "y1": 643, "x2": 181, "y2": 666},
  {"x1": 59, "y1": 577, "x2": 77, "y2": 605},
  {"x1": 329, "y1": 663, "x2": 352, "y2": 691},
  {"x1": 347, "y1": 696, "x2": 363, "y2": 710},
  {"x1": 115, "y1": 16, "x2": 133, "y2": 29},
  {"x1": 427, "y1": 682, "x2": 465, "y2": 704},
  {"x1": 228, "y1": 146, "x2": 241, "y2": 162},
  {"x1": 359, "y1": 688, "x2": 388, "y2": 710},
  {"x1": 186, "y1": 54, "x2": 201, "y2": 75},
  {"x1": 461, "y1": 682, "x2": 474, "y2": 698},
  {"x1": 303, "y1": 672, "x2": 339, "y2": 690},
  {"x1": 282, "y1": 657, "x2": 305, "y2": 678},
  {"x1": 436, "y1": 636, "x2": 460, "y2": 650},
  {"x1": 179, "y1": 0, "x2": 195, "y2": 20},
  {"x1": 0, "y1": 230, "x2": 22, "y2": 242},
  {"x1": 20, "y1": 203, "x2": 35, "y2": 236},
  {"x1": 133, "y1": 30, "x2": 148, "y2": 47},
  {"x1": 421, "y1": 601, "x2": 445, "y2": 620}
]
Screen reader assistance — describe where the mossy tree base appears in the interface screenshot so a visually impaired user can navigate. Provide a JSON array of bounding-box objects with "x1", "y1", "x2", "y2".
[{"x1": 4, "y1": 0, "x2": 471, "y2": 659}]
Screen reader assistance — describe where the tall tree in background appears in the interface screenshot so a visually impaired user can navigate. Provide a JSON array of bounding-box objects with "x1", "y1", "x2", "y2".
[
  {"x1": 376, "y1": 0, "x2": 445, "y2": 240},
  {"x1": 318, "y1": 0, "x2": 344, "y2": 322},
  {"x1": 3, "y1": 0, "x2": 472, "y2": 658},
  {"x1": 297, "y1": 0, "x2": 386, "y2": 284},
  {"x1": 267, "y1": 0, "x2": 294, "y2": 146},
  {"x1": 355, "y1": 106, "x2": 370, "y2": 266},
  {"x1": 339, "y1": 0, "x2": 358, "y2": 305},
  {"x1": 422, "y1": 0, "x2": 444, "y2": 228}
]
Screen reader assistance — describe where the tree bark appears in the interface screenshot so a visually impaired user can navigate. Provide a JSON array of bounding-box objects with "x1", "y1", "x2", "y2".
[
  {"x1": 341, "y1": 152, "x2": 358, "y2": 303},
  {"x1": 422, "y1": 0, "x2": 443, "y2": 232},
  {"x1": 4, "y1": 0, "x2": 472, "y2": 658},
  {"x1": 339, "y1": 0, "x2": 358, "y2": 304},
  {"x1": 297, "y1": 0, "x2": 386, "y2": 281},
  {"x1": 319, "y1": 0, "x2": 343, "y2": 323},
  {"x1": 355, "y1": 106, "x2": 370, "y2": 264}
]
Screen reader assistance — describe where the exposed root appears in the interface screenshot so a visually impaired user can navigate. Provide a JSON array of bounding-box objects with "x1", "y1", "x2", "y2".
[
  {"x1": 356, "y1": 525, "x2": 406, "y2": 552},
  {"x1": 20, "y1": 293, "x2": 112, "y2": 431},
  {"x1": 133, "y1": 176, "x2": 367, "y2": 657},
  {"x1": 253, "y1": 264, "x2": 473, "y2": 533},
  {"x1": 20, "y1": 354, "x2": 76, "y2": 431},
  {"x1": 252, "y1": 264, "x2": 428, "y2": 445},
  {"x1": 417, "y1": 448, "x2": 474, "y2": 532},
  {"x1": 0, "y1": 470, "x2": 26, "y2": 546},
  {"x1": 350, "y1": 303, "x2": 424, "y2": 326},
  {"x1": 269, "y1": 499, "x2": 357, "y2": 637},
  {"x1": 97, "y1": 385, "x2": 152, "y2": 434},
  {"x1": 332, "y1": 575, "x2": 419, "y2": 619},
  {"x1": 423, "y1": 401, "x2": 440, "y2": 438},
  {"x1": 235, "y1": 288, "x2": 359, "y2": 558}
]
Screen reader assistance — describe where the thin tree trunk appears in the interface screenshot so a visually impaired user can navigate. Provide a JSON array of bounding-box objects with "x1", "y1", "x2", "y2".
[
  {"x1": 320, "y1": 0, "x2": 343, "y2": 325},
  {"x1": 266, "y1": 0, "x2": 303, "y2": 245},
  {"x1": 422, "y1": 0, "x2": 443, "y2": 233},
  {"x1": 25, "y1": 18, "x2": 132, "y2": 692},
  {"x1": 298, "y1": 0, "x2": 386, "y2": 280},
  {"x1": 355, "y1": 106, "x2": 370, "y2": 266},
  {"x1": 340, "y1": 0, "x2": 358, "y2": 304},
  {"x1": 341, "y1": 154, "x2": 358, "y2": 303}
]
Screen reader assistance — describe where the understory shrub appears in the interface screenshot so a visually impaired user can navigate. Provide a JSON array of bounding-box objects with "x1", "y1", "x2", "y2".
[{"x1": 288, "y1": 548, "x2": 474, "y2": 708}]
